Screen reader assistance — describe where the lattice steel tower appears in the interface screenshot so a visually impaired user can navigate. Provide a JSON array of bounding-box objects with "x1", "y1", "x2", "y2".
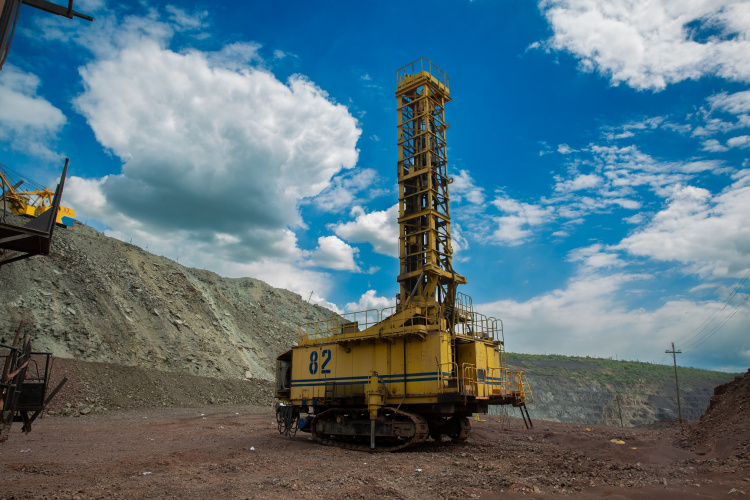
[{"x1": 395, "y1": 58, "x2": 466, "y2": 316}]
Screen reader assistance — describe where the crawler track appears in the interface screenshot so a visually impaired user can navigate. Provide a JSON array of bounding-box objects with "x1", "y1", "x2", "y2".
[{"x1": 311, "y1": 407, "x2": 429, "y2": 452}]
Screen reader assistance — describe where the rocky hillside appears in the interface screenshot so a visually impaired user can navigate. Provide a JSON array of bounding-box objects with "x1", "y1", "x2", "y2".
[
  {"x1": 0, "y1": 216, "x2": 334, "y2": 381},
  {"x1": 502, "y1": 354, "x2": 737, "y2": 426}
]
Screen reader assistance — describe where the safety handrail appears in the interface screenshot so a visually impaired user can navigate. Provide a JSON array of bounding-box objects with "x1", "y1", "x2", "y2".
[
  {"x1": 437, "y1": 361, "x2": 458, "y2": 394},
  {"x1": 487, "y1": 366, "x2": 510, "y2": 395},
  {"x1": 520, "y1": 372, "x2": 534, "y2": 404},
  {"x1": 453, "y1": 309, "x2": 501, "y2": 342},
  {"x1": 297, "y1": 295, "x2": 505, "y2": 344},
  {"x1": 507, "y1": 370, "x2": 533, "y2": 405},
  {"x1": 396, "y1": 57, "x2": 450, "y2": 90},
  {"x1": 297, "y1": 309, "x2": 380, "y2": 342},
  {"x1": 380, "y1": 303, "x2": 444, "y2": 335},
  {"x1": 461, "y1": 363, "x2": 477, "y2": 404}
]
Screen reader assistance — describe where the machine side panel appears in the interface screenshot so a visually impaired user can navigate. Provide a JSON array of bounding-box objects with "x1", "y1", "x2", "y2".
[{"x1": 288, "y1": 333, "x2": 455, "y2": 406}]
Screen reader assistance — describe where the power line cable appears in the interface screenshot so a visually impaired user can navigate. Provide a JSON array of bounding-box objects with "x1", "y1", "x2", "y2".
[
  {"x1": 682, "y1": 293, "x2": 750, "y2": 353},
  {"x1": 681, "y1": 289, "x2": 749, "y2": 352},
  {"x1": 678, "y1": 268, "x2": 749, "y2": 345},
  {"x1": 0, "y1": 163, "x2": 47, "y2": 192},
  {"x1": 676, "y1": 268, "x2": 750, "y2": 349}
]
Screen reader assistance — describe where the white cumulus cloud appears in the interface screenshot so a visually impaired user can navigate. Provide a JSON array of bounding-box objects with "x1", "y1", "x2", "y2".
[
  {"x1": 332, "y1": 204, "x2": 399, "y2": 257},
  {"x1": 451, "y1": 169, "x2": 486, "y2": 204},
  {"x1": 709, "y1": 90, "x2": 750, "y2": 115},
  {"x1": 345, "y1": 289, "x2": 395, "y2": 313},
  {"x1": 0, "y1": 66, "x2": 66, "y2": 158},
  {"x1": 68, "y1": 15, "x2": 360, "y2": 268},
  {"x1": 554, "y1": 173, "x2": 603, "y2": 193},
  {"x1": 489, "y1": 196, "x2": 554, "y2": 246},
  {"x1": 702, "y1": 139, "x2": 729, "y2": 152},
  {"x1": 311, "y1": 168, "x2": 385, "y2": 213},
  {"x1": 617, "y1": 171, "x2": 750, "y2": 278},
  {"x1": 727, "y1": 135, "x2": 750, "y2": 149},
  {"x1": 65, "y1": 176, "x2": 108, "y2": 210},
  {"x1": 479, "y1": 270, "x2": 750, "y2": 370},
  {"x1": 568, "y1": 244, "x2": 626, "y2": 271},
  {"x1": 308, "y1": 236, "x2": 361, "y2": 272},
  {"x1": 540, "y1": 0, "x2": 750, "y2": 90}
]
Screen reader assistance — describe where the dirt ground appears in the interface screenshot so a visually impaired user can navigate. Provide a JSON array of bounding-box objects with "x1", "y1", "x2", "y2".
[
  {"x1": 2, "y1": 360, "x2": 748, "y2": 499},
  {"x1": 1, "y1": 404, "x2": 748, "y2": 500}
]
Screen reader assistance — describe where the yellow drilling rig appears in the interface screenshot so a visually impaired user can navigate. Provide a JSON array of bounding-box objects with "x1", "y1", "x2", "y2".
[
  {"x1": 275, "y1": 58, "x2": 532, "y2": 451},
  {"x1": 0, "y1": 164, "x2": 76, "y2": 227}
]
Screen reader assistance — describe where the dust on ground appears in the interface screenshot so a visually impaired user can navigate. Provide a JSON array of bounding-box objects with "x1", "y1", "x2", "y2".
[{"x1": 1, "y1": 363, "x2": 748, "y2": 499}]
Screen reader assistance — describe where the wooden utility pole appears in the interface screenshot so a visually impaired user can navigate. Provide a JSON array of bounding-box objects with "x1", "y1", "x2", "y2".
[
  {"x1": 616, "y1": 394, "x2": 624, "y2": 427},
  {"x1": 665, "y1": 342, "x2": 683, "y2": 424}
]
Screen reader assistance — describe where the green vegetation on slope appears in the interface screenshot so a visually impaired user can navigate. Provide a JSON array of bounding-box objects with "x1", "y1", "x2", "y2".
[{"x1": 506, "y1": 353, "x2": 740, "y2": 385}]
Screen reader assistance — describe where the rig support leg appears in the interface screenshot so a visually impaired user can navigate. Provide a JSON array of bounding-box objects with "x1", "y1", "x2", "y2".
[
  {"x1": 522, "y1": 403, "x2": 533, "y2": 429},
  {"x1": 519, "y1": 406, "x2": 530, "y2": 429},
  {"x1": 366, "y1": 371, "x2": 384, "y2": 451}
]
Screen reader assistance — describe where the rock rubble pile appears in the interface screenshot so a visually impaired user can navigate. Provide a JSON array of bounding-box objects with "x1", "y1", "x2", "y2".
[{"x1": 679, "y1": 369, "x2": 750, "y2": 460}]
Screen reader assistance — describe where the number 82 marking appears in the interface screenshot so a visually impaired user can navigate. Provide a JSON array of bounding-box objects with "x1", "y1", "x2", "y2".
[{"x1": 309, "y1": 349, "x2": 332, "y2": 375}]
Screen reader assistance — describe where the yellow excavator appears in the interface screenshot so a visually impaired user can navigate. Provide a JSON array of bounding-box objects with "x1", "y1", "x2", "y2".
[{"x1": 0, "y1": 163, "x2": 75, "y2": 227}]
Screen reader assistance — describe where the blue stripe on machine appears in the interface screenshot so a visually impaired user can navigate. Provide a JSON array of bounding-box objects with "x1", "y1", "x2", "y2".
[
  {"x1": 290, "y1": 371, "x2": 446, "y2": 387},
  {"x1": 380, "y1": 371, "x2": 439, "y2": 379},
  {"x1": 293, "y1": 375, "x2": 370, "y2": 383},
  {"x1": 291, "y1": 380, "x2": 369, "y2": 387}
]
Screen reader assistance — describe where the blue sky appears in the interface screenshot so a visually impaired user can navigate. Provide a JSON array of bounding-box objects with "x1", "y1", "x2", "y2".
[{"x1": 1, "y1": 0, "x2": 749, "y2": 372}]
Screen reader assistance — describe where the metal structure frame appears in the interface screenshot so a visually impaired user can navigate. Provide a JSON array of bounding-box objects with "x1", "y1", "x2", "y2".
[
  {"x1": 396, "y1": 58, "x2": 465, "y2": 317},
  {"x1": 1, "y1": 325, "x2": 67, "y2": 442},
  {"x1": 0, "y1": 158, "x2": 68, "y2": 267},
  {"x1": 1, "y1": 0, "x2": 92, "y2": 71}
]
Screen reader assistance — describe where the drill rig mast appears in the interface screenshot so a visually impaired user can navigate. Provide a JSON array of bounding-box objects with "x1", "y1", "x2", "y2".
[{"x1": 395, "y1": 58, "x2": 464, "y2": 326}]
